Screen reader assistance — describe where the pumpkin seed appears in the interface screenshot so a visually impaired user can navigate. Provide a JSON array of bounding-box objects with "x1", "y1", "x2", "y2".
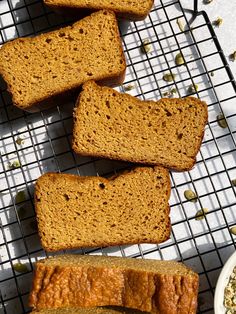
[
  {"x1": 229, "y1": 51, "x2": 236, "y2": 62},
  {"x1": 184, "y1": 189, "x2": 197, "y2": 202},
  {"x1": 188, "y1": 84, "x2": 199, "y2": 94},
  {"x1": 163, "y1": 88, "x2": 177, "y2": 97},
  {"x1": 141, "y1": 39, "x2": 152, "y2": 54},
  {"x1": 13, "y1": 262, "x2": 28, "y2": 273},
  {"x1": 175, "y1": 53, "x2": 185, "y2": 66},
  {"x1": 8, "y1": 160, "x2": 21, "y2": 170},
  {"x1": 163, "y1": 73, "x2": 176, "y2": 82},
  {"x1": 230, "y1": 227, "x2": 236, "y2": 235},
  {"x1": 124, "y1": 84, "x2": 135, "y2": 91},
  {"x1": 15, "y1": 136, "x2": 24, "y2": 145},
  {"x1": 176, "y1": 18, "x2": 184, "y2": 32},
  {"x1": 195, "y1": 208, "x2": 208, "y2": 220},
  {"x1": 15, "y1": 191, "x2": 26, "y2": 204},
  {"x1": 203, "y1": 0, "x2": 213, "y2": 4},
  {"x1": 217, "y1": 113, "x2": 227, "y2": 128},
  {"x1": 231, "y1": 179, "x2": 236, "y2": 187},
  {"x1": 17, "y1": 206, "x2": 27, "y2": 219},
  {"x1": 213, "y1": 17, "x2": 223, "y2": 27}
]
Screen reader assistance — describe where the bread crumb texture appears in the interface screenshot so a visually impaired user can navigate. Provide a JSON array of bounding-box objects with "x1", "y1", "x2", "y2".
[
  {"x1": 29, "y1": 254, "x2": 199, "y2": 314},
  {"x1": 30, "y1": 307, "x2": 147, "y2": 314},
  {"x1": 0, "y1": 11, "x2": 126, "y2": 111},
  {"x1": 44, "y1": 0, "x2": 154, "y2": 21},
  {"x1": 72, "y1": 81, "x2": 208, "y2": 171},
  {"x1": 35, "y1": 167, "x2": 171, "y2": 251}
]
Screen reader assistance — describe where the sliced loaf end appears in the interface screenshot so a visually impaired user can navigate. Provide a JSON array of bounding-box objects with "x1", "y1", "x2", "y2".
[
  {"x1": 0, "y1": 11, "x2": 126, "y2": 112},
  {"x1": 43, "y1": 0, "x2": 154, "y2": 21}
]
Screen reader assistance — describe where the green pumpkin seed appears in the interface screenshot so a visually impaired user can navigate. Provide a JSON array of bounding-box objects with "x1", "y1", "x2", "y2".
[
  {"x1": 15, "y1": 191, "x2": 26, "y2": 204},
  {"x1": 184, "y1": 189, "x2": 197, "y2": 202},
  {"x1": 8, "y1": 160, "x2": 21, "y2": 170},
  {"x1": 163, "y1": 73, "x2": 176, "y2": 82},
  {"x1": 176, "y1": 18, "x2": 184, "y2": 32},
  {"x1": 217, "y1": 113, "x2": 228, "y2": 128},
  {"x1": 15, "y1": 136, "x2": 24, "y2": 145},
  {"x1": 188, "y1": 84, "x2": 199, "y2": 94},
  {"x1": 13, "y1": 262, "x2": 28, "y2": 273},
  {"x1": 124, "y1": 84, "x2": 135, "y2": 91},
  {"x1": 17, "y1": 206, "x2": 27, "y2": 219},
  {"x1": 232, "y1": 179, "x2": 236, "y2": 187},
  {"x1": 195, "y1": 208, "x2": 208, "y2": 221},
  {"x1": 230, "y1": 227, "x2": 236, "y2": 235},
  {"x1": 204, "y1": 0, "x2": 213, "y2": 4},
  {"x1": 229, "y1": 51, "x2": 236, "y2": 62},
  {"x1": 213, "y1": 17, "x2": 223, "y2": 27},
  {"x1": 175, "y1": 53, "x2": 185, "y2": 66},
  {"x1": 141, "y1": 39, "x2": 152, "y2": 54}
]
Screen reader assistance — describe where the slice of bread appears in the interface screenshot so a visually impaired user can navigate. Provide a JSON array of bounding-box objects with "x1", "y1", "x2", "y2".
[
  {"x1": 44, "y1": 0, "x2": 154, "y2": 21},
  {"x1": 0, "y1": 11, "x2": 126, "y2": 113},
  {"x1": 29, "y1": 254, "x2": 199, "y2": 313},
  {"x1": 34, "y1": 166, "x2": 171, "y2": 252},
  {"x1": 30, "y1": 308, "x2": 144, "y2": 314},
  {"x1": 72, "y1": 81, "x2": 208, "y2": 171}
]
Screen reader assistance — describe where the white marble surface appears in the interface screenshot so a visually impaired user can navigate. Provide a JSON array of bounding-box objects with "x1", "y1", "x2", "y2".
[{"x1": 185, "y1": 0, "x2": 236, "y2": 76}]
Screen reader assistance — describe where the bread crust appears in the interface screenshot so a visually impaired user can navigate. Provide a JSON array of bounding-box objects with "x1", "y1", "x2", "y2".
[
  {"x1": 0, "y1": 11, "x2": 126, "y2": 112},
  {"x1": 44, "y1": 0, "x2": 154, "y2": 21},
  {"x1": 72, "y1": 81, "x2": 208, "y2": 171},
  {"x1": 34, "y1": 167, "x2": 171, "y2": 251},
  {"x1": 29, "y1": 255, "x2": 199, "y2": 314}
]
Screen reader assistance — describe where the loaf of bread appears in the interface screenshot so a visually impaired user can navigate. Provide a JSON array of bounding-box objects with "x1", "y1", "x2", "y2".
[
  {"x1": 30, "y1": 307, "x2": 144, "y2": 314},
  {"x1": 29, "y1": 254, "x2": 199, "y2": 314},
  {"x1": 44, "y1": 0, "x2": 154, "y2": 21},
  {"x1": 0, "y1": 11, "x2": 126, "y2": 112},
  {"x1": 72, "y1": 81, "x2": 208, "y2": 171},
  {"x1": 35, "y1": 166, "x2": 171, "y2": 252}
]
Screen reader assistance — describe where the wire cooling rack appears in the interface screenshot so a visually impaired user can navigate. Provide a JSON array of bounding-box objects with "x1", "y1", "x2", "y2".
[{"x1": 0, "y1": 0, "x2": 236, "y2": 313}]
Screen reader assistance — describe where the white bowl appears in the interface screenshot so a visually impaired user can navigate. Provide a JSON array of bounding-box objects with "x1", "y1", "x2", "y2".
[{"x1": 214, "y1": 250, "x2": 236, "y2": 314}]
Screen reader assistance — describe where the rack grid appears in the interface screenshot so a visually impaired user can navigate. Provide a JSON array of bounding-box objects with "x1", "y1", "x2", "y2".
[{"x1": 0, "y1": 0, "x2": 236, "y2": 313}]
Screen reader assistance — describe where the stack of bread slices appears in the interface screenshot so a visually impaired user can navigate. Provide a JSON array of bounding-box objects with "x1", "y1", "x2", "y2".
[{"x1": 0, "y1": 1, "x2": 208, "y2": 313}]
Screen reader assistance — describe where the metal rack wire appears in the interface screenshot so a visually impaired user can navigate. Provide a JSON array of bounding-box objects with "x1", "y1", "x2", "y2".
[{"x1": 0, "y1": 0, "x2": 236, "y2": 313}]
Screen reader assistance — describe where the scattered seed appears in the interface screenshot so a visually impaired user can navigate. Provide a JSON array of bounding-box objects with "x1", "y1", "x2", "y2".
[
  {"x1": 230, "y1": 227, "x2": 236, "y2": 235},
  {"x1": 188, "y1": 84, "x2": 199, "y2": 94},
  {"x1": 163, "y1": 88, "x2": 177, "y2": 97},
  {"x1": 232, "y1": 179, "x2": 236, "y2": 186},
  {"x1": 124, "y1": 84, "x2": 135, "y2": 91},
  {"x1": 195, "y1": 208, "x2": 208, "y2": 220},
  {"x1": 15, "y1": 136, "x2": 24, "y2": 146},
  {"x1": 141, "y1": 39, "x2": 152, "y2": 54},
  {"x1": 184, "y1": 189, "x2": 197, "y2": 202},
  {"x1": 13, "y1": 262, "x2": 28, "y2": 273},
  {"x1": 176, "y1": 18, "x2": 185, "y2": 32},
  {"x1": 15, "y1": 191, "x2": 26, "y2": 204},
  {"x1": 175, "y1": 52, "x2": 185, "y2": 66},
  {"x1": 212, "y1": 17, "x2": 223, "y2": 27},
  {"x1": 163, "y1": 73, "x2": 176, "y2": 82},
  {"x1": 217, "y1": 113, "x2": 227, "y2": 128},
  {"x1": 210, "y1": 71, "x2": 215, "y2": 77},
  {"x1": 8, "y1": 160, "x2": 21, "y2": 170},
  {"x1": 17, "y1": 206, "x2": 27, "y2": 219},
  {"x1": 229, "y1": 51, "x2": 236, "y2": 62},
  {"x1": 203, "y1": 0, "x2": 213, "y2": 4}
]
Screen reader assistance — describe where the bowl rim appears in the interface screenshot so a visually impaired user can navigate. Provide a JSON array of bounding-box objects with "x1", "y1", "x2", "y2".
[{"x1": 214, "y1": 250, "x2": 236, "y2": 314}]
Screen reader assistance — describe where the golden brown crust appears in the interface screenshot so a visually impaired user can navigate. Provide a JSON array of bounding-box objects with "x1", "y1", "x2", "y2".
[
  {"x1": 29, "y1": 255, "x2": 199, "y2": 313},
  {"x1": 44, "y1": 0, "x2": 154, "y2": 21},
  {"x1": 72, "y1": 81, "x2": 208, "y2": 171},
  {"x1": 34, "y1": 167, "x2": 171, "y2": 252},
  {"x1": 0, "y1": 11, "x2": 126, "y2": 112}
]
